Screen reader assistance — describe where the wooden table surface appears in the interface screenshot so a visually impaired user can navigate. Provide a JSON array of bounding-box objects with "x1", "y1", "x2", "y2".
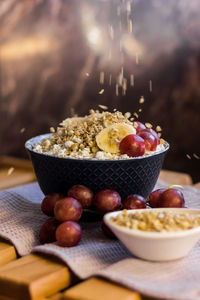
[{"x1": 0, "y1": 156, "x2": 198, "y2": 300}]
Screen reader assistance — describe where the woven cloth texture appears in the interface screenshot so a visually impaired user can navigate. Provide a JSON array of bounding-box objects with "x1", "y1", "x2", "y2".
[{"x1": 0, "y1": 181, "x2": 200, "y2": 300}]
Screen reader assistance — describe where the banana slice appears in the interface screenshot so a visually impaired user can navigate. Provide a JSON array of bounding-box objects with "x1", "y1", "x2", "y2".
[
  {"x1": 96, "y1": 123, "x2": 136, "y2": 154},
  {"x1": 60, "y1": 117, "x2": 86, "y2": 127}
]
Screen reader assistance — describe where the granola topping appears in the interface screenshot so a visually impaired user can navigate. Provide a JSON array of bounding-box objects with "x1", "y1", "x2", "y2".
[
  {"x1": 110, "y1": 210, "x2": 200, "y2": 232},
  {"x1": 34, "y1": 110, "x2": 166, "y2": 159}
]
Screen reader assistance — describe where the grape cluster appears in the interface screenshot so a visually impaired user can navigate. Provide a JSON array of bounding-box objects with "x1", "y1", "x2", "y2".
[
  {"x1": 148, "y1": 188, "x2": 185, "y2": 208},
  {"x1": 119, "y1": 121, "x2": 160, "y2": 157},
  {"x1": 39, "y1": 184, "x2": 185, "y2": 247},
  {"x1": 39, "y1": 185, "x2": 93, "y2": 247}
]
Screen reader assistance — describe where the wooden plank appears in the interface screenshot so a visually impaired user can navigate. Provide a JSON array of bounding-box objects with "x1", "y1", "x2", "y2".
[
  {"x1": 0, "y1": 168, "x2": 36, "y2": 190},
  {"x1": 0, "y1": 156, "x2": 36, "y2": 190},
  {"x1": 159, "y1": 169, "x2": 193, "y2": 186},
  {"x1": 0, "y1": 254, "x2": 72, "y2": 300},
  {"x1": 63, "y1": 277, "x2": 141, "y2": 300},
  {"x1": 0, "y1": 156, "x2": 34, "y2": 170},
  {"x1": 46, "y1": 293, "x2": 63, "y2": 300},
  {"x1": 0, "y1": 240, "x2": 16, "y2": 267}
]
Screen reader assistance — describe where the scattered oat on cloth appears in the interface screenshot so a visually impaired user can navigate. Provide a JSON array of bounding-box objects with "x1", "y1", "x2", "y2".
[{"x1": 0, "y1": 181, "x2": 200, "y2": 299}]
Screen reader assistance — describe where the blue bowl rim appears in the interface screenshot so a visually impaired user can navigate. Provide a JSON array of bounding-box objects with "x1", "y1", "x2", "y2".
[{"x1": 25, "y1": 133, "x2": 170, "y2": 163}]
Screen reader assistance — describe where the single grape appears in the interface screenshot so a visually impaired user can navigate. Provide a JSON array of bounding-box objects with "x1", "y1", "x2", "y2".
[
  {"x1": 148, "y1": 188, "x2": 166, "y2": 208},
  {"x1": 138, "y1": 131, "x2": 157, "y2": 151},
  {"x1": 141, "y1": 128, "x2": 160, "y2": 145},
  {"x1": 39, "y1": 218, "x2": 59, "y2": 244},
  {"x1": 133, "y1": 121, "x2": 146, "y2": 133},
  {"x1": 67, "y1": 185, "x2": 93, "y2": 208},
  {"x1": 56, "y1": 221, "x2": 82, "y2": 247},
  {"x1": 119, "y1": 134, "x2": 145, "y2": 157},
  {"x1": 93, "y1": 189, "x2": 121, "y2": 213},
  {"x1": 54, "y1": 197, "x2": 82, "y2": 222},
  {"x1": 41, "y1": 193, "x2": 64, "y2": 216},
  {"x1": 123, "y1": 194, "x2": 146, "y2": 209},
  {"x1": 101, "y1": 219, "x2": 117, "y2": 239},
  {"x1": 159, "y1": 188, "x2": 185, "y2": 208}
]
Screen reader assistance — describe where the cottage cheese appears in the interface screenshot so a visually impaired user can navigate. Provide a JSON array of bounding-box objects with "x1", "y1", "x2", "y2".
[{"x1": 34, "y1": 109, "x2": 166, "y2": 159}]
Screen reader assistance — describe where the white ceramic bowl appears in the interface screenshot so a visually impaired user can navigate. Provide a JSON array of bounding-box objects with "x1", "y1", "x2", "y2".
[{"x1": 104, "y1": 208, "x2": 200, "y2": 261}]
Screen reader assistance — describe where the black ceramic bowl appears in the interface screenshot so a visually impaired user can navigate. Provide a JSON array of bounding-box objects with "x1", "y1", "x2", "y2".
[{"x1": 25, "y1": 134, "x2": 169, "y2": 200}]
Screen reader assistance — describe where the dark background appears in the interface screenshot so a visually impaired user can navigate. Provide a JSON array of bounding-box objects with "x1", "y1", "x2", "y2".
[{"x1": 0, "y1": 0, "x2": 200, "y2": 181}]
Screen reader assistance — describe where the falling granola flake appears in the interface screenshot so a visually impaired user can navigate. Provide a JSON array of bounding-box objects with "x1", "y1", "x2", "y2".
[
  {"x1": 186, "y1": 154, "x2": 191, "y2": 160},
  {"x1": 108, "y1": 25, "x2": 114, "y2": 40},
  {"x1": 156, "y1": 125, "x2": 162, "y2": 132},
  {"x1": 133, "y1": 112, "x2": 139, "y2": 119},
  {"x1": 86, "y1": 72, "x2": 90, "y2": 77},
  {"x1": 116, "y1": 84, "x2": 119, "y2": 96},
  {"x1": 100, "y1": 71, "x2": 104, "y2": 84},
  {"x1": 139, "y1": 96, "x2": 145, "y2": 104},
  {"x1": 145, "y1": 123, "x2": 153, "y2": 129},
  {"x1": 149, "y1": 80, "x2": 153, "y2": 92},
  {"x1": 7, "y1": 167, "x2": 15, "y2": 176},
  {"x1": 127, "y1": 1, "x2": 131, "y2": 14},
  {"x1": 20, "y1": 128, "x2": 25, "y2": 133},
  {"x1": 128, "y1": 19, "x2": 132, "y2": 33},
  {"x1": 98, "y1": 105, "x2": 108, "y2": 110},
  {"x1": 99, "y1": 89, "x2": 104, "y2": 95},
  {"x1": 136, "y1": 53, "x2": 139, "y2": 64},
  {"x1": 130, "y1": 74, "x2": 134, "y2": 86},
  {"x1": 117, "y1": 68, "x2": 124, "y2": 86},
  {"x1": 138, "y1": 108, "x2": 142, "y2": 113},
  {"x1": 193, "y1": 153, "x2": 200, "y2": 159},
  {"x1": 50, "y1": 127, "x2": 55, "y2": 133},
  {"x1": 109, "y1": 74, "x2": 112, "y2": 85},
  {"x1": 122, "y1": 78, "x2": 127, "y2": 95}
]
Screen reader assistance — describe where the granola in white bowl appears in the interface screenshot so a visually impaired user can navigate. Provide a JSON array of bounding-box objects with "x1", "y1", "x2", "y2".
[{"x1": 34, "y1": 109, "x2": 166, "y2": 159}]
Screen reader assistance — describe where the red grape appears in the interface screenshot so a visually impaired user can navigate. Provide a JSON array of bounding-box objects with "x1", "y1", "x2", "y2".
[
  {"x1": 94, "y1": 189, "x2": 121, "y2": 213},
  {"x1": 67, "y1": 185, "x2": 93, "y2": 208},
  {"x1": 123, "y1": 194, "x2": 146, "y2": 209},
  {"x1": 41, "y1": 193, "x2": 64, "y2": 216},
  {"x1": 141, "y1": 128, "x2": 160, "y2": 145},
  {"x1": 119, "y1": 134, "x2": 145, "y2": 157},
  {"x1": 101, "y1": 219, "x2": 117, "y2": 239},
  {"x1": 148, "y1": 188, "x2": 166, "y2": 208},
  {"x1": 133, "y1": 121, "x2": 146, "y2": 133},
  {"x1": 56, "y1": 221, "x2": 82, "y2": 247},
  {"x1": 138, "y1": 131, "x2": 157, "y2": 151},
  {"x1": 159, "y1": 188, "x2": 185, "y2": 208},
  {"x1": 54, "y1": 197, "x2": 82, "y2": 222},
  {"x1": 39, "y1": 218, "x2": 59, "y2": 244}
]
